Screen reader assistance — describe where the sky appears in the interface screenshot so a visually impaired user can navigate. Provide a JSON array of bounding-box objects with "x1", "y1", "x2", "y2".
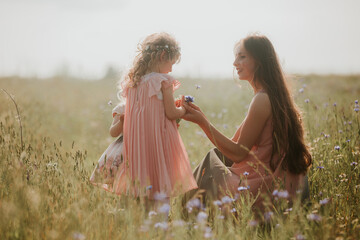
[{"x1": 1, "y1": 0, "x2": 360, "y2": 79}]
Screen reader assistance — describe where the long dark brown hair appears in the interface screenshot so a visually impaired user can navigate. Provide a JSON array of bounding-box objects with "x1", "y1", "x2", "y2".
[{"x1": 239, "y1": 34, "x2": 312, "y2": 174}]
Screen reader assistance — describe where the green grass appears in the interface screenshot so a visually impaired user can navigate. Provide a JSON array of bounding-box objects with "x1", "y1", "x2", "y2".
[{"x1": 0, "y1": 75, "x2": 359, "y2": 239}]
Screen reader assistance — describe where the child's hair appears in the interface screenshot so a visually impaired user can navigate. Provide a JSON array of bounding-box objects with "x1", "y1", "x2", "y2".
[{"x1": 125, "y1": 32, "x2": 181, "y2": 88}]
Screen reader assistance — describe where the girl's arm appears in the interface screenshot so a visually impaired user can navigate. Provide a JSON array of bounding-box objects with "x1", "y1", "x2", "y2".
[
  {"x1": 161, "y1": 81, "x2": 186, "y2": 120},
  {"x1": 109, "y1": 114, "x2": 124, "y2": 137},
  {"x1": 183, "y1": 93, "x2": 271, "y2": 163}
]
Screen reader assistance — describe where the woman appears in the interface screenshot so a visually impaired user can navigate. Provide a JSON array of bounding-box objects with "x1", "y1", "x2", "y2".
[{"x1": 182, "y1": 34, "x2": 312, "y2": 210}]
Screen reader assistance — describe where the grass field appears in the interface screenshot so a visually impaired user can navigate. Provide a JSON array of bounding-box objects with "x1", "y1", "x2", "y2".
[{"x1": 0, "y1": 74, "x2": 359, "y2": 239}]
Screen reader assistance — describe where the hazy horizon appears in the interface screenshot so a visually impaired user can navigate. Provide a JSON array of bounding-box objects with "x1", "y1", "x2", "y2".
[{"x1": 1, "y1": 0, "x2": 360, "y2": 79}]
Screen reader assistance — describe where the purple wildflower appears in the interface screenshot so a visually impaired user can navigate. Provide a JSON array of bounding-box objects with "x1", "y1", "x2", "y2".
[
  {"x1": 317, "y1": 166, "x2": 324, "y2": 169},
  {"x1": 237, "y1": 186, "x2": 248, "y2": 191},
  {"x1": 355, "y1": 108, "x2": 359, "y2": 113},
  {"x1": 154, "y1": 222, "x2": 168, "y2": 230},
  {"x1": 195, "y1": 84, "x2": 201, "y2": 90},
  {"x1": 334, "y1": 145, "x2": 340, "y2": 151},
  {"x1": 197, "y1": 211, "x2": 208, "y2": 223},
  {"x1": 295, "y1": 234, "x2": 306, "y2": 240},
  {"x1": 146, "y1": 185, "x2": 153, "y2": 190},
  {"x1": 333, "y1": 102, "x2": 337, "y2": 107},
  {"x1": 351, "y1": 162, "x2": 358, "y2": 166},
  {"x1": 248, "y1": 220, "x2": 258, "y2": 227},
  {"x1": 346, "y1": 139, "x2": 350, "y2": 143},
  {"x1": 243, "y1": 171, "x2": 249, "y2": 176},
  {"x1": 158, "y1": 203, "x2": 170, "y2": 214},
  {"x1": 213, "y1": 200, "x2": 222, "y2": 207},
  {"x1": 272, "y1": 189, "x2": 279, "y2": 196},
  {"x1": 221, "y1": 196, "x2": 234, "y2": 204},
  {"x1": 299, "y1": 88, "x2": 304, "y2": 93},
  {"x1": 107, "y1": 100, "x2": 113, "y2": 105},
  {"x1": 186, "y1": 198, "x2": 201, "y2": 212},
  {"x1": 278, "y1": 190, "x2": 289, "y2": 198},
  {"x1": 319, "y1": 198, "x2": 330, "y2": 205},
  {"x1": 231, "y1": 208, "x2": 237, "y2": 213},
  {"x1": 348, "y1": 121, "x2": 352, "y2": 125},
  {"x1": 307, "y1": 213, "x2": 322, "y2": 222},
  {"x1": 185, "y1": 95, "x2": 194, "y2": 103},
  {"x1": 305, "y1": 99, "x2": 310, "y2": 103},
  {"x1": 264, "y1": 211, "x2": 273, "y2": 221},
  {"x1": 148, "y1": 211, "x2": 157, "y2": 218},
  {"x1": 355, "y1": 100, "x2": 359, "y2": 104}
]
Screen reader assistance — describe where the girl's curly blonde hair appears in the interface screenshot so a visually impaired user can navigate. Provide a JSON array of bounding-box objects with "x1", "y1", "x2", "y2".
[{"x1": 125, "y1": 32, "x2": 181, "y2": 88}]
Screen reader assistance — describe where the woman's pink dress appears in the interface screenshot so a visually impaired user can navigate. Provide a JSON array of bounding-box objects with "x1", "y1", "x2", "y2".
[{"x1": 113, "y1": 72, "x2": 198, "y2": 198}]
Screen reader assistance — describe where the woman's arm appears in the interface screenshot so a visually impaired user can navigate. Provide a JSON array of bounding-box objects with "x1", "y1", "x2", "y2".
[
  {"x1": 109, "y1": 114, "x2": 124, "y2": 137},
  {"x1": 183, "y1": 93, "x2": 271, "y2": 163},
  {"x1": 161, "y1": 81, "x2": 186, "y2": 120}
]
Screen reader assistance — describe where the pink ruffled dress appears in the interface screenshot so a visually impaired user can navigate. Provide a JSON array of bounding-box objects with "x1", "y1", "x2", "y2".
[
  {"x1": 90, "y1": 103, "x2": 125, "y2": 192},
  {"x1": 113, "y1": 72, "x2": 198, "y2": 198}
]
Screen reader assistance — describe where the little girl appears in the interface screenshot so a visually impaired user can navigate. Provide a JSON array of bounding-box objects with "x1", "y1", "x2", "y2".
[
  {"x1": 90, "y1": 101, "x2": 125, "y2": 192},
  {"x1": 113, "y1": 32, "x2": 197, "y2": 199}
]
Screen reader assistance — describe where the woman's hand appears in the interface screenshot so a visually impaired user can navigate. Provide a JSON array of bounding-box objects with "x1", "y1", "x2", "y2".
[{"x1": 182, "y1": 101, "x2": 207, "y2": 126}]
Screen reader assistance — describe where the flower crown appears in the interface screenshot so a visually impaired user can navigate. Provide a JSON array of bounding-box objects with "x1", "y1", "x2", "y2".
[{"x1": 143, "y1": 44, "x2": 180, "y2": 54}]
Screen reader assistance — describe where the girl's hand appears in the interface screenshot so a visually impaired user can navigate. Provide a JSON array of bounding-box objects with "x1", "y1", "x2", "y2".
[{"x1": 182, "y1": 102, "x2": 207, "y2": 126}]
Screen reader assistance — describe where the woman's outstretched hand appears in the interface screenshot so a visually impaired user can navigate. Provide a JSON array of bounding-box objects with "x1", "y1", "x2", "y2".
[{"x1": 182, "y1": 100, "x2": 207, "y2": 126}]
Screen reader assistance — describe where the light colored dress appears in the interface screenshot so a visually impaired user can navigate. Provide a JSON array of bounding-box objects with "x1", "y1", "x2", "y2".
[
  {"x1": 90, "y1": 103, "x2": 125, "y2": 192},
  {"x1": 113, "y1": 72, "x2": 198, "y2": 198}
]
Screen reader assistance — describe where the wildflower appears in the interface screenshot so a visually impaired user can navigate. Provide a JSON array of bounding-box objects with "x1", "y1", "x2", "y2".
[
  {"x1": 237, "y1": 186, "x2": 248, "y2": 191},
  {"x1": 348, "y1": 121, "x2": 352, "y2": 125},
  {"x1": 107, "y1": 100, "x2": 113, "y2": 105},
  {"x1": 356, "y1": 100, "x2": 359, "y2": 104},
  {"x1": 324, "y1": 134, "x2": 330, "y2": 138},
  {"x1": 319, "y1": 198, "x2": 330, "y2": 205},
  {"x1": 317, "y1": 166, "x2": 324, "y2": 169},
  {"x1": 221, "y1": 196, "x2": 233, "y2": 204},
  {"x1": 72, "y1": 232, "x2": 85, "y2": 240},
  {"x1": 304, "y1": 99, "x2": 309, "y2": 103},
  {"x1": 333, "y1": 102, "x2": 337, "y2": 107},
  {"x1": 243, "y1": 171, "x2": 249, "y2": 176},
  {"x1": 285, "y1": 208, "x2": 293, "y2": 212},
  {"x1": 195, "y1": 84, "x2": 201, "y2": 89},
  {"x1": 172, "y1": 220, "x2": 185, "y2": 227},
  {"x1": 217, "y1": 215, "x2": 225, "y2": 219},
  {"x1": 158, "y1": 203, "x2": 170, "y2": 214},
  {"x1": 223, "y1": 124, "x2": 228, "y2": 129},
  {"x1": 346, "y1": 139, "x2": 350, "y2": 143},
  {"x1": 213, "y1": 200, "x2": 222, "y2": 207},
  {"x1": 185, "y1": 95, "x2": 194, "y2": 103},
  {"x1": 154, "y1": 192, "x2": 167, "y2": 201},
  {"x1": 278, "y1": 190, "x2": 289, "y2": 198},
  {"x1": 295, "y1": 233, "x2": 306, "y2": 240},
  {"x1": 351, "y1": 162, "x2": 358, "y2": 166},
  {"x1": 272, "y1": 189, "x2": 279, "y2": 196},
  {"x1": 248, "y1": 220, "x2": 258, "y2": 227},
  {"x1": 338, "y1": 130, "x2": 343, "y2": 134},
  {"x1": 146, "y1": 185, "x2": 153, "y2": 190},
  {"x1": 204, "y1": 227, "x2": 212, "y2": 238},
  {"x1": 299, "y1": 88, "x2": 304, "y2": 93},
  {"x1": 154, "y1": 222, "x2": 168, "y2": 230},
  {"x1": 334, "y1": 146, "x2": 340, "y2": 151},
  {"x1": 264, "y1": 211, "x2": 273, "y2": 221},
  {"x1": 307, "y1": 213, "x2": 322, "y2": 222},
  {"x1": 148, "y1": 211, "x2": 157, "y2": 218},
  {"x1": 231, "y1": 208, "x2": 237, "y2": 213},
  {"x1": 197, "y1": 211, "x2": 208, "y2": 223},
  {"x1": 355, "y1": 108, "x2": 359, "y2": 112},
  {"x1": 186, "y1": 198, "x2": 201, "y2": 212}
]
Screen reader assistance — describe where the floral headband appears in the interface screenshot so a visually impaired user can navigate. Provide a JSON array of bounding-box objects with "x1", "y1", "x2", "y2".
[{"x1": 143, "y1": 44, "x2": 180, "y2": 54}]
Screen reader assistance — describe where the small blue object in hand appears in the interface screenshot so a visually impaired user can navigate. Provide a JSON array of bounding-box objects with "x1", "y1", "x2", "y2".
[{"x1": 185, "y1": 95, "x2": 194, "y2": 103}]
